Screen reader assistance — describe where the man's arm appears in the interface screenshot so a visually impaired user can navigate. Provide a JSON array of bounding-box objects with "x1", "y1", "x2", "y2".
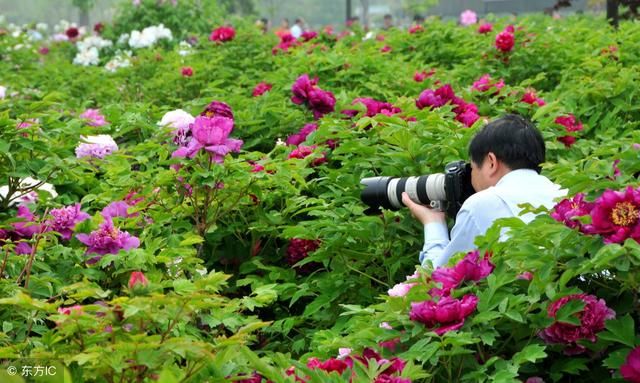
[{"x1": 419, "y1": 208, "x2": 481, "y2": 268}]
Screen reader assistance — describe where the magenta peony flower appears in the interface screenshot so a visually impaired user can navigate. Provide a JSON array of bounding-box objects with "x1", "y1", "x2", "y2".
[
  {"x1": 495, "y1": 31, "x2": 515, "y2": 52},
  {"x1": 200, "y1": 100, "x2": 234, "y2": 120},
  {"x1": 307, "y1": 357, "x2": 350, "y2": 374},
  {"x1": 471, "y1": 74, "x2": 505, "y2": 93},
  {"x1": 459, "y1": 9, "x2": 478, "y2": 26},
  {"x1": 181, "y1": 66, "x2": 193, "y2": 77},
  {"x1": 172, "y1": 116, "x2": 243, "y2": 162},
  {"x1": 101, "y1": 200, "x2": 138, "y2": 219},
  {"x1": 38, "y1": 46, "x2": 50, "y2": 55},
  {"x1": 307, "y1": 88, "x2": 336, "y2": 119},
  {"x1": 521, "y1": 91, "x2": 546, "y2": 106},
  {"x1": 291, "y1": 74, "x2": 319, "y2": 104},
  {"x1": 621, "y1": 346, "x2": 640, "y2": 383},
  {"x1": 478, "y1": 23, "x2": 493, "y2": 34},
  {"x1": 583, "y1": 187, "x2": 640, "y2": 243},
  {"x1": 209, "y1": 26, "x2": 235, "y2": 42},
  {"x1": 80, "y1": 108, "x2": 107, "y2": 127},
  {"x1": 76, "y1": 218, "x2": 140, "y2": 264},
  {"x1": 413, "y1": 69, "x2": 434, "y2": 82},
  {"x1": 128, "y1": 271, "x2": 149, "y2": 289},
  {"x1": 233, "y1": 372, "x2": 264, "y2": 383},
  {"x1": 285, "y1": 238, "x2": 321, "y2": 274},
  {"x1": 416, "y1": 84, "x2": 454, "y2": 109},
  {"x1": 539, "y1": 293, "x2": 615, "y2": 354},
  {"x1": 252, "y1": 81, "x2": 272, "y2": 97},
  {"x1": 555, "y1": 114, "x2": 583, "y2": 132},
  {"x1": 613, "y1": 159, "x2": 622, "y2": 178},
  {"x1": 272, "y1": 33, "x2": 299, "y2": 54},
  {"x1": 344, "y1": 97, "x2": 401, "y2": 118},
  {"x1": 551, "y1": 193, "x2": 594, "y2": 229},
  {"x1": 380, "y1": 45, "x2": 392, "y2": 53},
  {"x1": 47, "y1": 203, "x2": 90, "y2": 240},
  {"x1": 300, "y1": 30, "x2": 318, "y2": 41},
  {"x1": 286, "y1": 123, "x2": 318, "y2": 146},
  {"x1": 410, "y1": 295, "x2": 478, "y2": 335},
  {"x1": 3, "y1": 205, "x2": 42, "y2": 255},
  {"x1": 431, "y1": 250, "x2": 493, "y2": 296}
]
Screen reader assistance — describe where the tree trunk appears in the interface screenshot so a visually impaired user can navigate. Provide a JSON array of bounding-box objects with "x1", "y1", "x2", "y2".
[
  {"x1": 360, "y1": 0, "x2": 369, "y2": 30},
  {"x1": 79, "y1": 9, "x2": 89, "y2": 27},
  {"x1": 346, "y1": 0, "x2": 352, "y2": 22},
  {"x1": 607, "y1": 0, "x2": 619, "y2": 27}
]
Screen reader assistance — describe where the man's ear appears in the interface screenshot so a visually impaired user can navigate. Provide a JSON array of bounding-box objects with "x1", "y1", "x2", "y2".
[{"x1": 486, "y1": 152, "x2": 499, "y2": 175}]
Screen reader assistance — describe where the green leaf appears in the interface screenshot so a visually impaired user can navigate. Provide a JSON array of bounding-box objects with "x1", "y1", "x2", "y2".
[
  {"x1": 512, "y1": 344, "x2": 547, "y2": 366},
  {"x1": 553, "y1": 299, "x2": 585, "y2": 326},
  {"x1": 599, "y1": 314, "x2": 636, "y2": 348}
]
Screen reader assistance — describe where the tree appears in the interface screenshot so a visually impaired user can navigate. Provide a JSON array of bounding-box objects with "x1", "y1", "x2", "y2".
[{"x1": 71, "y1": 0, "x2": 95, "y2": 26}]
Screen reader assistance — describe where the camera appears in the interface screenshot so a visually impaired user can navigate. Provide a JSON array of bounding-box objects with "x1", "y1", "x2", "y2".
[{"x1": 360, "y1": 160, "x2": 475, "y2": 217}]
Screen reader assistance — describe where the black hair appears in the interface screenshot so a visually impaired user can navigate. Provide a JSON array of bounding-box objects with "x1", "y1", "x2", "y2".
[
  {"x1": 468, "y1": 114, "x2": 545, "y2": 173},
  {"x1": 384, "y1": 14, "x2": 393, "y2": 19},
  {"x1": 413, "y1": 14, "x2": 425, "y2": 22}
]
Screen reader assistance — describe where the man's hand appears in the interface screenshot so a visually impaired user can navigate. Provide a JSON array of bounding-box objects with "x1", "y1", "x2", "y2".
[{"x1": 402, "y1": 192, "x2": 446, "y2": 225}]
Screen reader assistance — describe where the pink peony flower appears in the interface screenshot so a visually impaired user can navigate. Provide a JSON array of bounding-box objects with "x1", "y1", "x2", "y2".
[
  {"x1": 252, "y1": 81, "x2": 272, "y2": 97},
  {"x1": 495, "y1": 31, "x2": 515, "y2": 52},
  {"x1": 75, "y1": 135, "x2": 118, "y2": 159},
  {"x1": 431, "y1": 250, "x2": 493, "y2": 296},
  {"x1": 291, "y1": 74, "x2": 319, "y2": 105},
  {"x1": 76, "y1": 218, "x2": 140, "y2": 264},
  {"x1": 288, "y1": 145, "x2": 327, "y2": 166},
  {"x1": 181, "y1": 66, "x2": 193, "y2": 77},
  {"x1": 200, "y1": 100, "x2": 234, "y2": 120},
  {"x1": 80, "y1": 108, "x2": 107, "y2": 127},
  {"x1": 272, "y1": 33, "x2": 299, "y2": 54},
  {"x1": 58, "y1": 305, "x2": 84, "y2": 316},
  {"x1": 583, "y1": 187, "x2": 640, "y2": 244},
  {"x1": 380, "y1": 45, "x2": 392, "y2": 53},
  {"x1": 307, "y1": 88, "x2": 336, "y2": 119},
  {"x1": 172, "y1": 116, "x2": 243, "y2": 162},
  {"x1": 459, "y1": 10, "x2": 478, "y2": 26},
  {"x1": 621, "y1": 346, "x2": 640, "y2": 383},
  {"x1": 416, "y1": 84, "x2": 455, "y2": 109},
  {"x1": 209, "y1": 26, "x2": 235, "y2": 42},
  {"x1": 551, "y1": 193, "x2": 594, "y2": 229},
  {"x1": 410, "y1": 294, "x2": 478, "y2": 335},
  {"x1": 128, "y1": 271, "x2": 149, "y2": 289},
  {"x1": 388, "y1": 282, "x2": 416, "y2": 297},
  {"x1": 337, "y1": 348, "x2": 352, "y2": 359},
  {"x1": 539, "y1": 293, "x2": 615, "y2": 354},
  {"x1": 517, "y1": 271, "x2": 534, "y2": 281},
  {"x1": 285, "y1": 238, "x2": 321, "y2": 274},
  {"x1": 38, "y1": 46, "x2": 50, "y2": 55},
  {"x1": 46, "y1": 203, "x2": 90, "y2": 240},
  {"x1": 478, "y1": 23, "x2": 493, "y2": 34},
  {"x1": 286, "y1": 123, "x2": 318, "y2": 146},
  {"x1": 613, "y1": 159, "x2": 622, "y2": 178},
  {"x1": 343, "y1": 97, "x2": 401, "y2": 118},
  {"x1": 409, "y1": 25, "x2": 424, "y2": 34}
]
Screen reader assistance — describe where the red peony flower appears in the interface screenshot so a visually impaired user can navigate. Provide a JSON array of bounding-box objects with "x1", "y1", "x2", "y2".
[
  {"x1": 539, "y1": 293, "x2": 615, "y2": 354},
  {"x1": 621, "y1": 346, "x2": 640, "y2": 383},
  {"x1": 181, "y1": 66, "x2": 193, "y2": 77},
  {"x1": 286, "y1": 238, "x2": 321, "y2": 274},
  {"x1": 65, "y1": 27, "x2": 79, "y2": 39},
  {"x1": 300, "y1": 30, "x2": 318, "y2": 42},
  {"x1": 413, "y1": 69, "x2": 434, "y2": 82},
  {"x1": 551, "y1": 193, "x2": 594, "y2": 229},
  {"x1": 471, "y1": 74, "x2": 505, "y2": 93},
  {"x1": 288, "y1": 145, "x2": 327, "y2": 167},
  {"x1": 410, "y1": 294, "x2": 478, "y2": 335},
  {"x1": 307, "y1": 357, "x2": 350, "y2": 374},
  {"x1": 478, "y1": 23, "x2": 493, "y2": 34},
  {"x1": 252, "y1": 81, "x2": 272, "y2": 97},
  {"x1": 209, "y1": 26, "x2": 235, "y2": 42},
  {"x1": 93, "y1": 22, "x2": 104, "y2": 34},
  {"x1": 521, "y1": 90, "x2": 546, "y2": 106},
  {"x1": 409, "y1": 25, "x2": 424, "y2": 34},
  {"x1": 380, "y1": 45, "x2": 392, "y2": 53},
  {"x1": 495, "y1": 31, "x2": 515, "y2": 52},
  {"x1": 583, "y1": 187, "x2": 640, "y2": 243}
]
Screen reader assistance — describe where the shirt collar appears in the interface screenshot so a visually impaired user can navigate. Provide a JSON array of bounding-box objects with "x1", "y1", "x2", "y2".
[{"x1": 495, "y1": 168, "x2": 539, "y2": 187}]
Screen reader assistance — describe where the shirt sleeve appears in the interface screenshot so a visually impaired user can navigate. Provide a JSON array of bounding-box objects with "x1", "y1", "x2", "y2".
[{"x1": 419, "y1": 207, "x2": 482, "y2": 268}]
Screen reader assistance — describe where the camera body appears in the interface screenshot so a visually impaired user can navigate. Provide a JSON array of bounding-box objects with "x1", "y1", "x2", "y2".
[{"x1": 360, "y1": 160, "x2": 475, "y2": 217}]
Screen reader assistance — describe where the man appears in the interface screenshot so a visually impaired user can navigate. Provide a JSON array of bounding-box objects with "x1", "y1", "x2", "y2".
[
  {"x1": 382, "y1": 14, "x2": 394, "y2": 30},
  {"x1": 402, "y1": 114, "x2": 566, "y2": 268},
  {"x1": 290, "y1": 18, "x2": 304, "y2": 39}
]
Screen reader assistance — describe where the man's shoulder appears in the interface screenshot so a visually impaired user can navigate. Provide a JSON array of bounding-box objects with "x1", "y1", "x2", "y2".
[{"x1": 461, "y1": 187, "x2": 502, "y2": 209}]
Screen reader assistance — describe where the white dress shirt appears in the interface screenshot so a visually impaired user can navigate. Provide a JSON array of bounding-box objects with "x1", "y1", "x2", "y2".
[
  {"x1": 419, "y1": 169, "x2": 566, "y2": 268},
  {"x1": 290, "y1": 24, "x2": 303, "y2": 39}
]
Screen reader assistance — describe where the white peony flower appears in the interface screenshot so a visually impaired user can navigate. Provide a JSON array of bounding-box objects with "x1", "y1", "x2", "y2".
[
  {"x1": 73, "y1": 46, "x2": 99, "y2": 66},
  {"x1": 157, "y1": 109, "x2": 194, "y2": 132},
  {"x1": 76, "y1": 36, "x2": 112, "y2": 51},
  {"x1": 0, "y1": 86, "x2": 6, "y2": 99},
  {"x1": 128, "y1": 24, "x2": 173, "y2": 49},
  {"x1": 0, "y1": 177, "x2": 58, "y2": 206}
]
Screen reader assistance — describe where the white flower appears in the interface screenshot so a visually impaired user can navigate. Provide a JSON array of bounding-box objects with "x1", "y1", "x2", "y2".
[
  {"x1": 27, "y1": 30, "x2": 43, "y2": 41},
  {"x1": 337, "y1": 348, "x2": 352, "y2": 360},
  {"x1": 52, "y1": 33, "x2": 69, "y2": 42},
  {"x1": 0, "y1": 177, "x2": 58, "y2": 206},
  {"x1": 104, "y1": 51, "x2": 131, "y2": 72},
  {"x1": 0, "y1": 86, "x2": 6, "y2": 99},
  {"x1": 276, "y1": 138, "x2": 286, "y2": 146},
  {"x1": 76, "y1": 36, "x2": 112, "y2": 51},
  {"x1": 177, "y1": 41, "x2": 191, "y2": 56},
  {"x1": 36, "y1": 23, "x2": 48, "y2": 32},
  {"x1": 128, "y1": 24, "x2": 173, "y2": 49},
  {"x1": 117, "y1": 33, "x2": 130, "y2": 45},
  {"x1": 73, "y1": 46, "x2": 99, "y2": 66},
  {"x1": 75, "y1": 134, "x2": 118, "y2": 159},
  {"x1": 158, "y1": 109, "x2": 194, "y2": 132}
]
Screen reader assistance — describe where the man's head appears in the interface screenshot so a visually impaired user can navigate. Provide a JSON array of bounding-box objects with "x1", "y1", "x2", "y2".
[
  {"x1": 383, "y1": 14, "x2": 393, "y2": 27},
  {"x1": 468, "y1": 114, "x2": 545, "y2": 191}
]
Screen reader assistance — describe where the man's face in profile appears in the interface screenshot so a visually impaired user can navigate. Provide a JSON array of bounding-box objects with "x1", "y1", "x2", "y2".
[{"x1": 471, "y1": 156, "x2": 491, "y2": 192}]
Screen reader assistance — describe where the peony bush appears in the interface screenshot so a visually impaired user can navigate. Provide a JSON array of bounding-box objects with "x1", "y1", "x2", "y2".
[{"x1": 1, "y1": 2, "x2": 640, "y2": 382}]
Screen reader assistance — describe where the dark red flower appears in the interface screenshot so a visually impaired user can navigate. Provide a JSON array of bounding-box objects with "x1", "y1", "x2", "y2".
[
  {"x1": 539, "y1": 293, "x2": 615, "y2": 354},
  {"x1": 307, "y1": 88, "x2": 336, "y2": 120},
  {"x1": 495, "y1": 31, "x2": 515, "y2": 52},
  {"x1": 181, "y1": 66, "x2": 193, "y2": 77},
  {"x1": 307, "y1": 357, "x2": 349, "y2": 374},
  {"x1": 65, "y1": 27, "x2": 79, "y2": 39},
  {"x1": 285, "y1": 238, "x2": 321, "y2": 273},
  {"x1": 93, "y1": 22, "x2": 104, "y2": 34},
  {"x1": 200, "y1": 100, "x2": 234, "y2": 120},
  {"x1": 209, "y1": 26, "x2": 235, "y2": 42}
]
